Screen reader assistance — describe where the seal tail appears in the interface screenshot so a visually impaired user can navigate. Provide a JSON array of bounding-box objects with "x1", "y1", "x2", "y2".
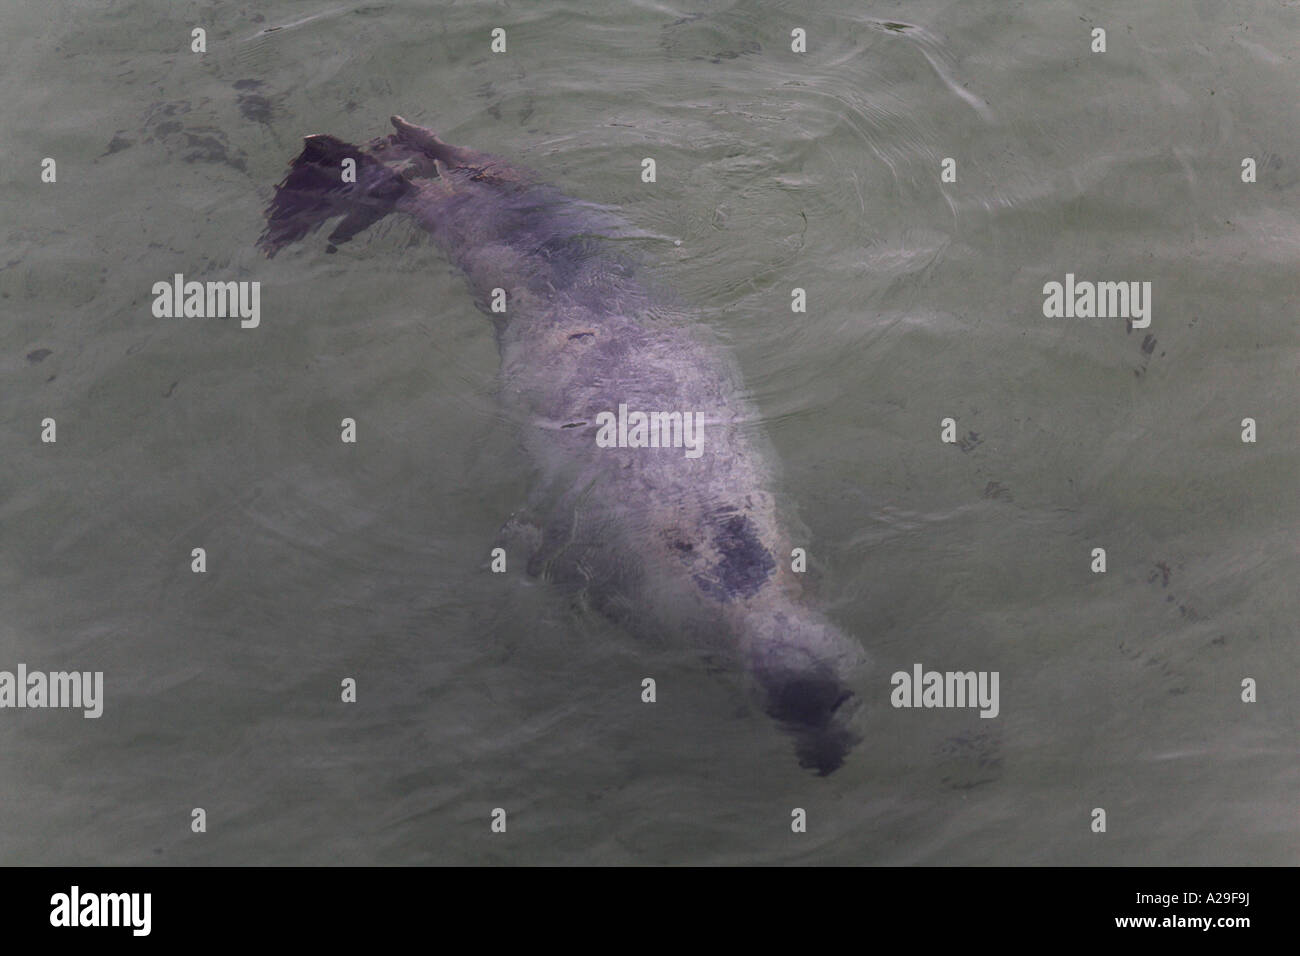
[{"x1": 257, "y1": 134, "x2": 413, "y2": 258}]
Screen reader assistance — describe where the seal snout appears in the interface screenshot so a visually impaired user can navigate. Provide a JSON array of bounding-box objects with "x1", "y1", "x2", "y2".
[
  {"x1": 746, "y1": 610, "x2": 867, "y2": 774},
  {"x1": 766, "y1": 674, "x2": 854, "y2": 726},
  {"x1": 760, "y1": 670, "x2": 862, "y2": 776},
  {"x1": 792, "y1": 721, "x2": 861, "y2": 777}
]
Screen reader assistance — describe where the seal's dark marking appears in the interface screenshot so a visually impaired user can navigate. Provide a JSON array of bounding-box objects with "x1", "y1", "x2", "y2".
[
  {"x1": 693, "y1": 509, "x2": 776, "y2": 601},
  {"x1": 259, "y1": 116, "x2": 867, "y2": 774}
]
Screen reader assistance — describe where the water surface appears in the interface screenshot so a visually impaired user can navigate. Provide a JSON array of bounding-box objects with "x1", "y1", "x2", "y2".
[{"x1": 1, "y1": 0, "x2": 1297, "y2": 864}]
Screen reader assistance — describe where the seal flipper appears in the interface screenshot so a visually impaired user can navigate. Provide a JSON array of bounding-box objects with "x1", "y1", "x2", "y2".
[
  {"x1": 389, "y1": 115, "x2": 477, "y2": 166},
  {"x1": 323, "y1": 205, "x2": 389, "y2": 253},
  {"x1": 389, "y1": 114, "x2": 534, "y2": 186},
  {"x1": 258, "y1": 134, "x2": 413, "y2": 258}
]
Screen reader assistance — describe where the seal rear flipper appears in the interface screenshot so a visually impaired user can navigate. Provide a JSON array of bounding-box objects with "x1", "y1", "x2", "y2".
[
  {"x1": 257, "y1": 134, "x2": 413, "y2": 258},
  {"x1": 390, "y1": 114, "x2": 534, "y2": 186},
  {"x1": 389, "y1": 115, "x2": 477, "y2": 166},
  {"x1": 323, "y1": 205, "x2": 390, "y2": 253}
]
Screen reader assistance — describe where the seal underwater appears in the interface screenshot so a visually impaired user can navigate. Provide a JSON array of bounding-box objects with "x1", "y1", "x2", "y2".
[{"x1": 259, "y1": 116, "x2": 867, "y2": 774}]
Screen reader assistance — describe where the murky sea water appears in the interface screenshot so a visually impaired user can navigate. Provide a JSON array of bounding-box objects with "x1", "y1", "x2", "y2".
[{"x1": 2, "y1": 0, "x2": 1297, "y2": 864}]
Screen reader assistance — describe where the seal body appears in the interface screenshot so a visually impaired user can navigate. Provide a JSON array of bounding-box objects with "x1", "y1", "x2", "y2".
[{"x1": 260, "y1": 117, "x2": 866, "y2": 773}]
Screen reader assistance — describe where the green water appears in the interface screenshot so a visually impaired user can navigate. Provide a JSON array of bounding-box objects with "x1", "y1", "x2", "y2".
[{"x1": 1, "y1": 0, "x2": 1297, "y2": 864}]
